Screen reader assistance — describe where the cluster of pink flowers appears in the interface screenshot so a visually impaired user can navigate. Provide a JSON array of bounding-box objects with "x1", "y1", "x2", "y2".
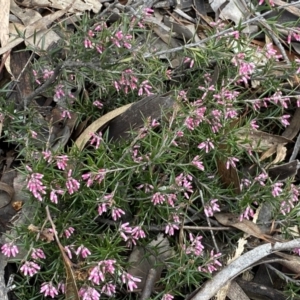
[
  {"x1": 90, "y1": 132, "x2": 103, "y2": 149},
  {"x1": 121, "y1": 272, "x2": 141, "y2": 291},
  {"x1": 226, "y1": 156, "x2": 239, "y2": 169},
  {"x1": 231, "y1": 52, "x2": 255, "y2": 85},
  {"x1": 151, "y1": 192, "x2": 177, "y2": 206},
  {"x1": 66, "y1": 170, "x2": 80, "y2": 195},
  {"x1": 204, "y1": 199, "x2": 220, "y2": 217},
  {"x1": 111, "y1": 30, "x2": 132, "y2": 49},
  {"x1": 119, "y1": 223, "x2": 146, "y2": 246},
  {"x1": 280, "y1": 184, "x2": 299, "y2": 215},
  {"x1": 32, "y1": 68, "x2": 54, "y2": 85},
  {"x1": 79, "y1": 286, "x2": 101, "y2": 299},
  {"x1": 175, "y1": 173, "x2": 193, "y2": 199},
  {"x1": 191, "y1": 155, "x2": 205, "y2": 171},
  {"x1": 165, "y1": 214, "x2": 180, "y2": 236},
  {"x1": 40, "y1": 282, "x2": 59, "y2": 298},
  {"x1": 31, "y1": 248, "x2": 46, "y2": 260},
  {"x1": 198, "y1": 250, "x2": 222, "y2": 273},
  {"x1": 259, "y1": 0, "x2": 274, "y2": 6},
  {"x1": 64, "y1": 226, "x2": 75, "y2": 239},
  {"x1": 198, "y1": 139, "x2": 214, "y2": 153},
  {"x1": 287, "y1": 29, "x2": 300, "y2": 44},
  {"x1": 26, "y1": 169, "x2": 46, "y2": 201},
  {"x1": 89, "y1": 259, "x2": 116, "y2": 285},
  {"x1": 42, "y1": 151, "x2": 69, "y2": 170},
  {"x1": 114, "y1": 69, "x2": 153, "y2": 96},
  {"x1": 64, "y1": 244, "x2": 91, "y2": 260},
  {"x1": 20, "y1": 261, "x2": 41, "y2": 277},
  {"x1": 1, "y1": 242, "x2": 19, "y2": 257},
  {"x1": 82, "y1": 169, "x2": 106, "y2": 187},
  {"x1": 239, "y1": 205, "x2": 255, "y2": 221},
  {"x1": 97, "y1": 193, "x2": 126, "y2": 221},
  {"x1": 183, "y1": 233, "x2": 205, "y2": 256}
]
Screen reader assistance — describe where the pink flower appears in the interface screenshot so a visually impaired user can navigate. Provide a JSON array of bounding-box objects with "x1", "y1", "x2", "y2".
[
  {"x1": 50, "y1": 188, "x2": 64, "y2": 204},
  {"x1": 79, "y1": 286, "x2": 100, "y2": 300},
  {"x1": 131, "y1": 226, "x2": 146, "y2": 239},
  {"x1": 143, "y1": 7, "x2": 154, "y2": 16},
  {"x1": 293, "y1": 248, "x2": 300, "y2": 256},
  {"x1": 121, "y1": 272, "x2": 141, "y2": 291},
  {"x1": 27, "y1": 172, "x2": 46, "y2": 201},
  {"x1": 204, "y1": 199, "x2": 220, "y2": 217},
  {"x1": 31, "y1": 130, "x2": 38, "y2": 139},
  {"x1": 198, "y1": 139, "x2": 214, "y2": 153},
  {"x1": 111, "y1": 207, "x2": 126, "y2": 221},
  {"x1": 272, "y1": 182, "x2": 283, "y2": 197},
  {"x1": 191, "y1": 156, "x2": 205, "y2": 171},
  {"x1": 1, "y1": 243, "x2": 19, "y2": 258},
  {"x1": 184, "y1": 233, "x2": 204, "y2": 256},
  {"x1": 61, "y1": 110, "x2": 71, "y2": 119},
  {"x1": 58, "y1": 281, "x2": 66, "y2": 294},
  {"x1": 64, "y1": 227, "x2": 75, "y2": 239},
  {"x1": 101, "y1": 282, "x2": 116, "y2": 296},
  {"x1": 254, "y1": 172, "x2": 268, "y2": 186},
  {"x1": 56, "y1": 155, "x2": 68, "y2": 170},
  {"x1": 250, "y1": 119, "x2": 259, "y2": 130},
  {"x1": 43, "y1": 69, "x2": 54, "y2": 79},
  {"x1": 20, "y1": 261, "x2": 40, "y2": 277},
  {"x1": 175, "y1": 173, "x2": 193, "y2": 199},
  {"x1": 226, "y1": 157, "x2": 239, "y2": 169},
  {"x1": 40, "y1": 282, "x2": 58, "y2": 298},
  {"x1": 151, "y1": 192, "x2": 166, "y2": 205},
  {"x1": 84, "y1": 38, "x2": 93, "y2": 48},
  {"x1": 93, "y1": 100, "x2": 103, "y2": 108},
  {"x1": 66, "y1": 170, "x2": 80, "y2": 195},
  {"x1": 90, "y1": 132, "x2": 103, "y2": 149},
  {"x1": 54, "y1": 84, "x2": 65, "y2": 100},
  {"x1": 239, "y1": 205, "x2": 254, "y2": 221},
  {"x1": 162, "y1": 293, "x2": 174, "y2": 300},
  {"x1": 64, "y1": 246, "x2": 73, "y2": 259},
  {"x1": 119, "y1": 222, "x2": 132, "y2": 242},
  {"x1": 76, "y1": 245, "x2": 91, "y2": 258},
  {"x1": 280, "y1": 200, "x2": 292, "y2": 215},
  {"x1": 31, "y1": 248, "x2": 46, "y2": 260},
  {"x1": 199, "y1": 250, "x2": 222, "y2": 273},
  {"x1": 280, "y1": 115, "x2": 290, "y2": 127},
  {"x1": 89, "y1": 265, "x2": 105, "y2": 284},
  {"x1": 165, "y1": 223, "x2": 179, "y2": 236},
  {"x1": 138, "y1": 80, "x2": 153, "y2": 96},
  {"x1": 98, "y1": 202, "x2": 109, "y2": 215},
  {"x1": 42, "y1": 150, "x2": 52, "y2": 162}
]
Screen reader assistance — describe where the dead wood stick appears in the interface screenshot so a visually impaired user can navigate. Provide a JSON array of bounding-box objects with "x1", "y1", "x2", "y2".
[{"x1": 189, "y1": 238, "x2": 300, "y2": 300}]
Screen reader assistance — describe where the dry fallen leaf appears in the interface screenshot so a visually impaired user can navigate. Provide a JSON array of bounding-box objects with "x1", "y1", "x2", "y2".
[
  {"x1": 127, "y1": 234, "x2": 173, "y2": 292},
  {"x1": 0, "y1": 0, "x2": 11, "y2": 74},
  {"x1": 0, "y1": 2, "x2": 73, "y2": 55},
  {"x1": 20, "y1": 0, "x2": 101, "y2": 13},
  {"x1": 28, "y1": 224, "x2": 55, "y2": 242},
  {"x1": 214, "y1": 213, "x2": 277, "y2": 243},
  {"x1": 74, "y1": 103, "x2": 133, "y2": 150},
  {"x1": 12, "y1": 201, "x2": 23, "y2": 211},
  {"x1": 216, "y1": 144, "x2": 241, "y2": 195},
  {"x1": 235, "y1": 128, "x2": 292, "y2": 152}
]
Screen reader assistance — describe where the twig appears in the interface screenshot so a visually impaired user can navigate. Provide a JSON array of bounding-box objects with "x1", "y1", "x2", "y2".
[
  {"x1": 139, "y1": 268, "x2": 157, "y2": 300},
  {"x1": 289, "y1": 132, "x2": 300, "y2": 162},
  {"x1": 199, "y1": 190, "x2": 219, "y2": 253},
  {"x1": 182, "y1": 226, "x2": 230, "y2": 231},
  {"x1": 266, "y1": 263, "x2": 300, "y2": 286},
  {"x1": 258, "y1": 18, "x2": 290, "y2": 64},
  {"x1": 188, "y1": 238, "x2": 300, "y2": 300}
]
